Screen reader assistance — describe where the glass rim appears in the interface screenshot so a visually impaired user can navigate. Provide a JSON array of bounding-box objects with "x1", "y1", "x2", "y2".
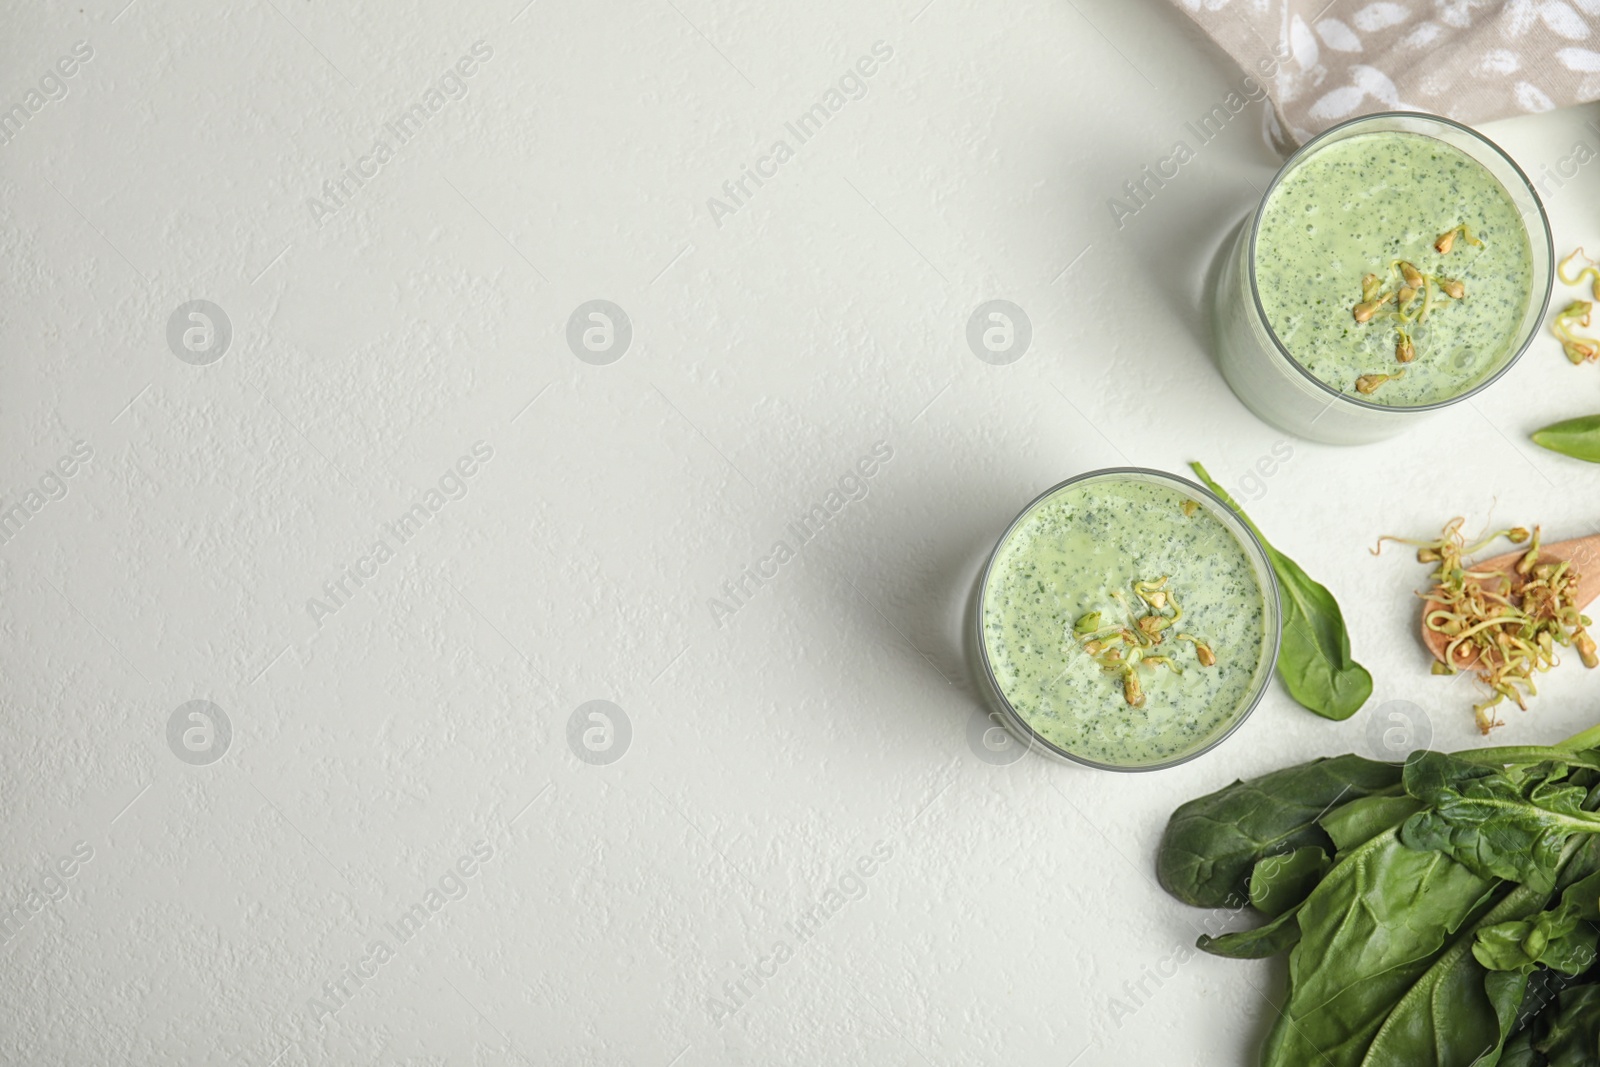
[
  {"x1": 973, "y1": 467, "x2": 1283, "y2": 772},
  {"x1": 1245, "y1": 109, "x2": 1555, "y2": 415}
]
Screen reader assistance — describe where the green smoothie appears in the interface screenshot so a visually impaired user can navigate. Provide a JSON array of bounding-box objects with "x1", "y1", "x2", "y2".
[
  {"x1": 1255, "y1": 131, "x2": 1534, "y2": 407},
  {"x1": 981, "y1": 475, "x2": 1271, "y2": 768}
]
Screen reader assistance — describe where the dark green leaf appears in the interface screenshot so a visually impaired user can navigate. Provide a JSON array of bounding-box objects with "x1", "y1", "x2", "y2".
[
  {"x1": 1322, "y1": 794, "x2": 1426, "y2": 853},
  {"x1": 1260, "y1": 826, "x2": 1504, "y2": 1066},
  {"x1": 1485, "y1": 970, "x2": 1536, "y2": 1066},
  {"x1": 1157, "y1": 754, "x2": 1404, "y2": 908},
  {"x1": 1160, "y1": 733, "x2": 1600, "y2": 1067},
  {"x1": 1474, "y1": 869, "x2": 1600, "y2": 976},
  {"x1": 1341, "y1": 864, "x2": 1594, "y2": 1067},
  {"x1": 1497, "y1": 1031, "x2": 1540, "y2": 1067},
  {"x1": 1190, "y1": 461, "x2": 1373, "y2": 721},
  {"x1": 1517, "y1": 965, "x2": 1581, "y2": 1037},
  {"x1": 1249, "y1": 847, "x2": 1332, "y2": 917},
  {"x1": 1401, "y1": 754, "x2": 1600, "y2": 891},
  {"x1": 1532, "y1": 984, "x2": 1600, "y2": 1065},
  {"x1": 1531, "y1": 414, "x2": 1600, "y2": 464},
  {"x1": 1552, "y1": 832, "x2": 1600, "y2": 887},
  {"x1": 1475, "y1": 918, "x2": 1598, "y2": 978},
  {"x1": 1268, "y1": 545, "x2": 1376, "y2": 720},
  {"x1": 1198, "y1": 903, "x2": 1304, "y2": 959},
  {"x1": 1365, "y1": 963, "x2": 1528, "y2": 1067}
]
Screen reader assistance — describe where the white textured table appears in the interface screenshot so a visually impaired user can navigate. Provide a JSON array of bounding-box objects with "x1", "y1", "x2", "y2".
[{"x1": 4, "y1": 1, "x2": 1599, "y2": 1063}]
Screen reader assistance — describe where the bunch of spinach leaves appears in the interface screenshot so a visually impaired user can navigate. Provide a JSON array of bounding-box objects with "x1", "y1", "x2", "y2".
[{"x1": 1158, "y1": 725, "x2": 1600, "y2": 1066}]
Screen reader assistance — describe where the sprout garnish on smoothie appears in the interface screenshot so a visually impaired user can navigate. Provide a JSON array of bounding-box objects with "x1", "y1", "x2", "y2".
[
  {"x1": 1345, "y1": 225, "x2": 1480, "y2": 395},
  {"x1": 1073, "y1": 576, "x2": 1218, "y2": 709}
]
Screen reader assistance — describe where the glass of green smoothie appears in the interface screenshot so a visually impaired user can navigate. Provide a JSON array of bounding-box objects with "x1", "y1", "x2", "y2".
[
  {"x1": 972, "y1": 468, "x2": 1281, "y2": 771},
  {"x1": 1213, "y1": 112, "x2": 1552, "y2": 445}
]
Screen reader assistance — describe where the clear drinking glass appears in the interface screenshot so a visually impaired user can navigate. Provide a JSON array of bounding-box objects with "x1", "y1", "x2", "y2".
[
  {"x1": 1212, "y1": 111, "x2": 1553, "y2": 445},
  {"x1": 967, "y1": 468, "x2": 1281, "y2": 771}
]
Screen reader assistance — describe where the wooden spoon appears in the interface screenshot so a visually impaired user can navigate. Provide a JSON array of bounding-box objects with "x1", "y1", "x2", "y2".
[{"x1": 1422, "y1": 534, "x2": 1600, "y2": 668}]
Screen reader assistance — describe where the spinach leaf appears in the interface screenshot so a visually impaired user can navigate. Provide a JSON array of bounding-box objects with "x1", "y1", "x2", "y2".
[
  {"x1": 1159, "y1": 734, "x2": 1600, "y2": 1067},
  {"x1": 1532, "y1": 414, "x2": 1600, "y2": 464},
  {"x1": 1190, "y1": 461, "x2": 1373, "y2": 721},
  {"x1": 1250, "y1": 846, "x2": 1331, "y2": 917},
  {"x1": 1474, "y1": 869, "x2": 1600, "y2": 977},
  {"x1": 1499, "y1": 1031, "x2": 1540, "y2": 1067},
  {"x1": 1157, "y1": 753, "x2": 1404, "y2": 908},
  {"x1": 1198, "y1": 902, "x2": 1305, "y2": 959},
  {"x1": 1483, "y1": 971, "x2": 1538, "y2": 1067},
  {"x1": 1521, "y1": 984, "x2": 1600, "y2": 1066},
  {"x1": 1267, "y1": 547, "x2": 1376, "y2": 721},
  {"x1": 1199, "y1": 815, "x2": 1409, "y2": 962},
  {"x1": 1320, "y1": 839, "x2": 1600, "y2": 1066},
  {"x1": 1475, "y1": 917, "x2": 1598, "y2": 979},
  {"x1": 1517, "y1": 966, "x2": 1579, "y2": 1037},
  {"x1": 1270, "y1": 836, "x2": 1598, "y2": 1066},
  {"x1": 1357, "y1": 874, "x2": 1571, "y2": 1067},
  {"x1": 1260, "y1": 826, "x2": 1503, "y2": 1066},
  {"x1": 1401, "y1": 754, "x2": 1600, "y2": 892},
  {"x1": 1322, "y1": 794, "x2": 1425, "y2": 853},
  {"x1": 1367, "y1": 966, "x2": 1527, "y2": 1067}
]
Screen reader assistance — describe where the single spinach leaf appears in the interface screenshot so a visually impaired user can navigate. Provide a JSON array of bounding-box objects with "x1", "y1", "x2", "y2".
[
  {"x1": 1517, "y1": 965, "x2": 1579, "y2": 1037},
  {"x1": 1483, "y1": 971, "x2": 1538, "y2": 1067},
  {"x1": 1261, "y1": 826, "x2": 1504, "y2": 1066},
  {"x1": 1475, "y1": 918, "x2": 1598, "y2": 978},
  {"x1": 1401, "y1": 754, "x2": 1600, "y2": 892},
  {"x1": 1190, "y1": 460, "x2": 1373, "y2": 721},
  {"x1": 1363, "y1": 966, "x2": 1527, "y2": 1067},
  {"x1": 1157, "y1": 753, "x2": 1404, "y2": 908},
  {"x1": 1474, "y1": 869, "x2": 1600, "y2": 977},
  {"x1": 1267, "y1": 546, "x2": 1376, "y2": 721},
  {"x1": 1532, "y1": 984, "x2": 1600, "y2": 1065},
  {"x1": 1497, "y1": 1031, "x2": 1539, "y2": 1067},
  {"x1": 1322, "y1": 794, "x2": 1425, "y2": 853},
  {"x1": 1198, "y1": 902, "x2": 1304, "y2": 959},
  {"x1": 1531, "y1": 414, "x2": 1600, "y2": 464},
  {"x1": 1250, "y1": 847, "x2": 1332, "y2": 917}
]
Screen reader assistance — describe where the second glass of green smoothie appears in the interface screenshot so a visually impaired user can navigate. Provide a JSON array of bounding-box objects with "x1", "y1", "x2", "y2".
[{"x1": 1213, "y1": 112, "x2": 1553, "y2": 445}]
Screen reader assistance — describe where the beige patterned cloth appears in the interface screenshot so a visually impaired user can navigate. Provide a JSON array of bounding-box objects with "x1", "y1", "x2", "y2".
[{"x1": 1172, "y1": 0, "x2": 1600, "y2": 148}]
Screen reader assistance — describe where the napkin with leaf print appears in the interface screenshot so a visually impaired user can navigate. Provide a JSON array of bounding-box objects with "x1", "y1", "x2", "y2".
[{"x1": 1172, "y1": 0, "x2": 1600, "y2": 148}]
